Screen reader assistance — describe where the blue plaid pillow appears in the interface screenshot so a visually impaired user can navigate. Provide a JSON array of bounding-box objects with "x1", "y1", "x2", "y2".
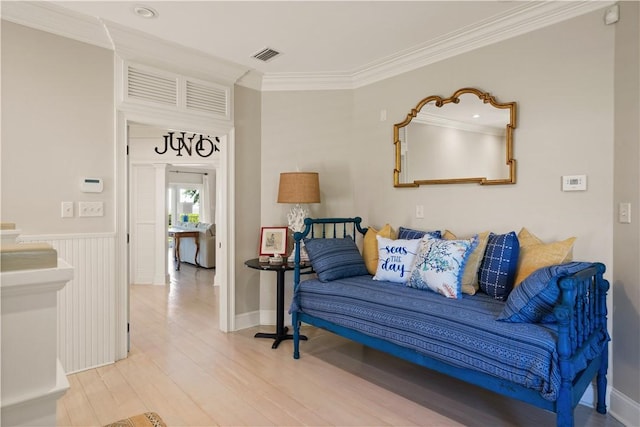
[
  {"x1": 304, "y1": 238, "x2": 368, "y2": 282},
  {"x1": 397, "y1": 226, "x2": 442, "y2": 240},
  {"x1": 498, "y1": 262, "x2": 593, "y2": 323},
  {"x1": 478, "y1": 231, "x2": 520, "y2": 301}
]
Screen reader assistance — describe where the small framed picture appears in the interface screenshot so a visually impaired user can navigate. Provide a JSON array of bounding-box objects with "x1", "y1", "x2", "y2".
[{"x1": 259, "y1": 226, "x2": 288, "y2": 256}]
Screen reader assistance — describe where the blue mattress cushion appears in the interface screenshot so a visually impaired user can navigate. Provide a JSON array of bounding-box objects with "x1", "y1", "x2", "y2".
[
  {"x1": 478, "y1": 231, "x2": 520, "y2": 301},
  {"x1": 294, "y1": 275, "x2": 560, "y2": 401},
  {"x1": 304, "y1": 237, "x2": 369, "y2": 282},
  {"x1": 498, "y1": 262, "x2": 594, "y2": 323},
  {"x1": 294, "y1": 272, "x2": 608, "y2": 402},
  {"x1": 407, "y1": 236, "x2": 478, "y2": 298},
  {"x1": 397, "y1": 226, "x2": 441, "y2": 240}
]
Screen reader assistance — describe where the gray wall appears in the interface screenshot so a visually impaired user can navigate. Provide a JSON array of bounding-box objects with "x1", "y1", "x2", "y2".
[
  {"x1": 1, "y1": 21, "x2": 114, "y2": 234},
  {"x1": 351, "y1": 10, "x2": 613, "y2": 259},
  {"x1": 234, "y1": 84, "x2": 262, "y2": 315},
  {"x1": 260, "y1": 7, "x2": 640, "y2": 415},
  {"x1": 261, "y1": 11, "x2": 614, "y2": 277},
  {"x1": 260, "y1": 90, "x2": 356, "y2": 314},
  {"x1": 613, "y1": 1, "x2": 640, "y2": 407}
]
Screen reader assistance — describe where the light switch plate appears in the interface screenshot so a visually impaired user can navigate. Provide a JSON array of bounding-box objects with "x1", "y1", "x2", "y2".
[
  {"x1": 61, "y1": 201, "x2": 73, "y2": 218},
  {"x1": 619, "y1": 202, "x2": 631, "y2": 224},
  {"x1": 79, "y1": 201, "x2": 104, "y2": 217}
]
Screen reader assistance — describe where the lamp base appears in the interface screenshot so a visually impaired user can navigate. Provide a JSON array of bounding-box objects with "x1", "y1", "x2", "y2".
[
  {"x1": 286, "y1": 204, "x2": 308, "y2": 234},
  {"x1": 287, "y1": 204, "x2": 310, "y2": 262},
  {"x1": 297, "y1": 242, "x2": 310, "y2": 262}
]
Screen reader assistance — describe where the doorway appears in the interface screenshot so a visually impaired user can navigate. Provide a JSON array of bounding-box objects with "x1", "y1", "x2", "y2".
[
  {"x1": 128, "y1": 124, "x2": 219, "y2": 285},
  {"x1": 115, "y1": 111, "x2": 235, "y2": 361}
]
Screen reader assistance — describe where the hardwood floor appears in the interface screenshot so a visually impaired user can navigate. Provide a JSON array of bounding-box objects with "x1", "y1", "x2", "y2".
[{"x1": 57, "y1": 260, "x2": 622, "y2": 427}]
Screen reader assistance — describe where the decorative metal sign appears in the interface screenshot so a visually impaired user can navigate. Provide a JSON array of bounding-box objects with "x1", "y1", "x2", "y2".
[{"x1": 154, "y1": 132, "x2": 220, "y2": 157}]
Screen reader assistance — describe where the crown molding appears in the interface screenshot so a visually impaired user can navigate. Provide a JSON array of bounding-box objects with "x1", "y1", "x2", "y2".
[
  {"x1": 1, "y1": 1, "x2": 249, "y2": 86},
  {"x1": 103, "y1": 20, "x2": 249, "y2": 85},
  {"x1": 3, "y1": 0, "x2": 615, "y2": 92},
  {"x1": 262, "y1": 0, "x2": 615, "y2": 91},
  {"x1": 1, "y1": 0, "x2": 113, "y2": 49},
  {"x1": 260, "y1": 72, "x2": 355, "y2": 92},
  {"x1": 235, "y1": 70, "x2": 264, "y2": 92}
]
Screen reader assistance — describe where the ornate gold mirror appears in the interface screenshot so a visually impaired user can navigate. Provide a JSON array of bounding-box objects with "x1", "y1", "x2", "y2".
[{"x1": 394, "y1": 87, "x2": 517, "y2": 187}]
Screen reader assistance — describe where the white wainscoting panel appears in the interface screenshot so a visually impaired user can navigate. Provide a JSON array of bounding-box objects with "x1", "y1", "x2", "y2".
[{"x1": 19, "y1": 233, "x2": 116, "y2": 373}]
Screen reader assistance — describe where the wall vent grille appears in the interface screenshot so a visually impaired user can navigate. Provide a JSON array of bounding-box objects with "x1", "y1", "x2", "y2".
[
  {"x1": 127, "y1": 66, "x2": 177, "y2": 106},
  {"x1": 123, "y1": 62, "x2": 231, "y2": 120},
  {"x1": 252, "y1": 47, "x2": 280, "y2": 62},
  {"x1": 186, "y1": 80, "x2": 228, "y2": 116}
]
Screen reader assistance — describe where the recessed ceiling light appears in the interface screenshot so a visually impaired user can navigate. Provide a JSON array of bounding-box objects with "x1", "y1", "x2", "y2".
[{"x1": 133, "y1": 5, "x2": 158, "y2": 19}]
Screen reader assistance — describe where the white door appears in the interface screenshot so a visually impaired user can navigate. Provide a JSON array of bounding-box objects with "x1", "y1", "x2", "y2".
[{"x1": 130, "y1": 164, "x2": 157, "y2": 285}]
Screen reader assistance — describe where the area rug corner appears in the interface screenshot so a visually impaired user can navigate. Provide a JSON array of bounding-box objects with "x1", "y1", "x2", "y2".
[{"x1": 103, "y1": 412, "x2": 167, "y2": 427}]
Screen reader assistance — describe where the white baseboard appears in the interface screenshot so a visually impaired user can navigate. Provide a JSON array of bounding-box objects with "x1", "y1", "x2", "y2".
[
  {"x1": 579, "y1": 383, "x2": 596, "y2": 407},
  {"x1": 153, "y1": 273, "x2": 168, "y2": 285},
  {"x1": 258, "y1": 309, "x2": 294, "y2": 327},
  {"x1": 234, "y1": 309, "x2": 296, "y2": 331},
  {"x1": 260, "y1": 309, "x2": 276, "y2": 326},
  {"x1": 610, "y1": 387, "x2": 640, "y2": 427},
  {"x1": 542, "y1": 376, "x2": 639, "y2": 427},
  {"x1": 234, "y1": 308, "x2": 296, "y2": 331},
  {"x1": 234, "y1": 310, "x2": 260, "y2": 331}
]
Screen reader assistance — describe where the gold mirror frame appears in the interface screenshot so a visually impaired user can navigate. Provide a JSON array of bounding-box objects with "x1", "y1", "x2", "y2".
[{"x1": 393, "y1": 87, "x2": 517, "y2": 187}]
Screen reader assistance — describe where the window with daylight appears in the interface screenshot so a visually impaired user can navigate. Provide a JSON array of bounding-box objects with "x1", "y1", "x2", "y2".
[{"x1": 168, "y1": 186, "x2": 202, "y2": 225}]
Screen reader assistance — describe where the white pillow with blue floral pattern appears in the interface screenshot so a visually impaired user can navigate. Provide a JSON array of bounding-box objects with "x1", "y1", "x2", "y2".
[
  {"x1": 373, "y1": 236, "x2": 421, "y2": 283},
  {"x1": 408, "y1": 235, "x2": 478, "y2": 298}
]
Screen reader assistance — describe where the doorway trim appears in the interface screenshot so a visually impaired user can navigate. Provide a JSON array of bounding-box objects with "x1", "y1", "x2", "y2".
[{"x1": 115, "y1": 107, "x2": 236, "y2": 360}]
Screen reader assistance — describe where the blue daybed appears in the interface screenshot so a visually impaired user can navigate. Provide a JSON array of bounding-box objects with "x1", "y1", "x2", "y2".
[{"x1": 290, "y1": 217, "x2": 609, "y2": 427}]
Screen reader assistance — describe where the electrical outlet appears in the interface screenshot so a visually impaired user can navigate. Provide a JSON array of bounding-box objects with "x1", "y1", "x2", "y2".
[{"x1": 415, "y1": 205, "x2": 424, "y2": 219}]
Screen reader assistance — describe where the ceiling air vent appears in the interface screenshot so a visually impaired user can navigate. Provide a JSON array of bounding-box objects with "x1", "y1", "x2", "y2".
[
  {"x1": 252, "y1": 47, "x2": 281, "y2": 62},
  {"x1": 186, "y1": 80, "x2": 228, "y2": 117},
  {"x1": 127, "y1": 65, "x2": 177, "y2": 106}
]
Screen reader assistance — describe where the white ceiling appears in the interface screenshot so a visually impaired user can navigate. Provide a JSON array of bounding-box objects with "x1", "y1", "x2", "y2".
[
  {"x1": 53, "y1": 1, "x2": 522, "y2": 74},
  {"x1": 4, "y1": 1, "x2": 613, "y2": 90}
]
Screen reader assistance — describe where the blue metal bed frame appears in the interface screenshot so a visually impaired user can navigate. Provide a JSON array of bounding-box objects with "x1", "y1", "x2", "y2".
[{"x1": 291, "y1": 217, "x2": 609, "y2": 427}]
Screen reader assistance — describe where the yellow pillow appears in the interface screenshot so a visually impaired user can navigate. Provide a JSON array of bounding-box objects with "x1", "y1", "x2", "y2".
[
  {"x1": 442, "y1": 229, "x2": 456, "y2": 240},
  {"x1": 518, "y1": 227, "x2": 543, "y2": 247},
  {"x1": 363, "y1": 224, "x2": 396, "y2": 275},
  {"x1": 445, "y1": 230, "x2": 490, "y2": 295},
  {"x1": 514, "y1": 228, "x2": 576, "y2": 286}
]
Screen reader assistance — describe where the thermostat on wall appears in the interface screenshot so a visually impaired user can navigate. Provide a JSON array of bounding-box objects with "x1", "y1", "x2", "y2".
[
  {"x1": 81, "y1": 177, "x2": 103, "y2": 193},
  {"x1": 562, "y1": 175, "x2": 587, "y2": 191}
]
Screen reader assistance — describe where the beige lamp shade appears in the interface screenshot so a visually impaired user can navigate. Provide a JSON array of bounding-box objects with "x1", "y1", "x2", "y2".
[{"x1": 277, "y1": 172, "x2": 320, "y2": 204}]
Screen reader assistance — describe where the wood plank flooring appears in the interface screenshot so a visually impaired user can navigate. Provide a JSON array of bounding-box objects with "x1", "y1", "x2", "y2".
[{"x1": 57, "y1": 260, "x2": 622, "y2": 426}]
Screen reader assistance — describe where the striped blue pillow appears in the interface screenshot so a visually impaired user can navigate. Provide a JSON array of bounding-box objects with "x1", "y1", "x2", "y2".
[
  {"x1": 498, "y1": 262, "x2": 593, "y2": 323},
  {"x1": 304, "y1": 238, "x2": 369, "y2": 282},
  {"x1": 397, "y1": 226, "x2": 442, "y2": 240},
  {"x1": 478, "y1": 231, "x2": 520, "y2": 301}
]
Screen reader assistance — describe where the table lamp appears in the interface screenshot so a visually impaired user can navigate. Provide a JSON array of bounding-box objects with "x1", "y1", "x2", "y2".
[{"x1": 277, "y1": 172, "x2": 320, "y2": 259}]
